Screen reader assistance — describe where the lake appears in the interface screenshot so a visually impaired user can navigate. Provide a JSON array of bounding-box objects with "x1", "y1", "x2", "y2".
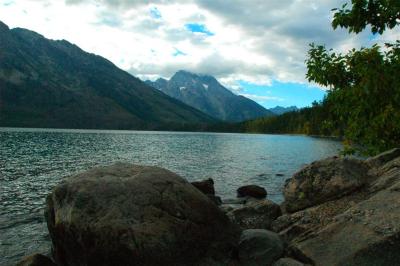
[{"x1": 0, "y1": 128, "x2": 341, "y2": 265}]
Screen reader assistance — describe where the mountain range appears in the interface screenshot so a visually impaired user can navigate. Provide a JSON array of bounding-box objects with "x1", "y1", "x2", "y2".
[
  {"x1": 268, "y1": 105, "x2": 298, "y2": 115},
  {"x1": 0, "y1": 21, "x2": 216, "y2": 130},
  {"x1": 146, "y1": 71, "x2": 274, "y2": 122}
]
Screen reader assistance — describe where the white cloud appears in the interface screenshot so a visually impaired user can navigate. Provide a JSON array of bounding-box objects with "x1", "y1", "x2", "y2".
[
  {"x1": 239, "y1": 93, "x2": 284, "y2": 102},
  {"x1": 0, "y1": 0, "x2": 399, "y2": 90}
]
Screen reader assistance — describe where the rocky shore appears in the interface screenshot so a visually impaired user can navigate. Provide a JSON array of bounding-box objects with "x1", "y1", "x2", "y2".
[{"x1": 17, "y1": 148, "x2": 400, "y2": 266}]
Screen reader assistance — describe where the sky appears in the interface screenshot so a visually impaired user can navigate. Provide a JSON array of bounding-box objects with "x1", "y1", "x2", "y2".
[{"x1": 0, "y1": 0, "x2": 399, "y2": 108}]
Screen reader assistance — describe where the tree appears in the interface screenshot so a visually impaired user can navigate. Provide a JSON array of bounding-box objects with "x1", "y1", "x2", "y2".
[
  {"x1": 306, "y1": 0, "x2": 400, "y2": 155},
  {"x1": 332, "y1": 0, "x2": 400, "y2": 34}
]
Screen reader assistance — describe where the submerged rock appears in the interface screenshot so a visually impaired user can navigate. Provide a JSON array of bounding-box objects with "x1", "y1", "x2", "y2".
[
  {"x1": 237, "y1": 185, "x2": 267, "y2": 199},
  {"x1": 283, "y1": 157, "x2": 370, "y2": 213},
  {"x1": 45, "y1": 163, "x2": 239, "y2": 266},
  {"x1": 238, "y1": 229, "x2": 284, "y2": 266},
  {"x1": 227, "y1": 199, "x2": 281, "y2": 230},
  {"x1": 16, "y1": 253, "x2": 56, "y2": 266}
]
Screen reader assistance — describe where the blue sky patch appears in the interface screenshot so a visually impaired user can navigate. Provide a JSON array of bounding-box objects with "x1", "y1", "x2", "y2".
[
  {"x1": 150, "y1": 7, "x2": 162, "y2": 19},
  {"x1": 368, "y1": 32, "x2": 378, "y2": 41},
  {"x1": 185, "y1": 23, "x2": 214, "y2": 36},
  {"x1": 238, "y1": 80, "x2": 326, "y2": 108}
]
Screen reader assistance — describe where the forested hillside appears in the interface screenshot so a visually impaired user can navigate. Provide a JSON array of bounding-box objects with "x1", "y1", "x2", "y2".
[{"x1": 0, "y1": 22, "x2": 216, "y2": 130}]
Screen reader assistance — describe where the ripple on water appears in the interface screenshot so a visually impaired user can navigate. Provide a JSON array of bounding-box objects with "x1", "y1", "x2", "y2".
[{"x1": 0, "y1": 128, "x2": 341, "y2": 265}]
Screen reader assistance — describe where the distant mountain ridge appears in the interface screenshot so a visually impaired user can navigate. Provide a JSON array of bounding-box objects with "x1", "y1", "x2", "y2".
[
  {"x1": 268, "y1": 106, "x2": 298, "y2": 115},
  {"x1": 146, "y1": 71, "x2": 274, "y2": 122},
  {"x1": 0, "y1": 21, "x2": 216, "y2": 129}
]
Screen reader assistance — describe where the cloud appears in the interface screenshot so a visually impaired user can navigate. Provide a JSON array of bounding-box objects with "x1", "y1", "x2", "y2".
[
  {"x1": 239, "y1": 93, "x2": 284, "y2": 102},
  {"x1": 173, "y1": 48, "x2": 187, "y2": 56},
  {"x1": 1, "y1": 0, "x2": 398, "y2": 92},
  {"x1": 94, "y1": 10, "x2": 122, "y2": 27},
  {"x1": 2, "y1": 0, "x2": 13, "y2": 6}
]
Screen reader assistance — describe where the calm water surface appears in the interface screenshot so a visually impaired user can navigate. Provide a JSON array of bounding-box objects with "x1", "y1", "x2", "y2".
[{"x1": 0, "y1": 128, "x2": 341, "y2": 265}]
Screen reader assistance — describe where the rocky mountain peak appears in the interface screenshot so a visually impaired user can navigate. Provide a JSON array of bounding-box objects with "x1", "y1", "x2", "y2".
[
  {"x1": 0, "y1": 20, "x2": 9, "y2": 32},
  {"x1": 146, "y1": 70, "x2": 274, "y2": 122},
  {"x1": 170, "y1": 70, "x2": 199, "y2": 83},
  {"x1": 156, "y1": 77, "x2": 168, "y2": 83},
  {"x1": 268, "y1": 106, "x2": 298, "y2": 115}
]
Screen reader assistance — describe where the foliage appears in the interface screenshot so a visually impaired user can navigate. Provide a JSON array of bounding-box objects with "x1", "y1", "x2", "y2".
[
  {"x1": 332, "y1": 0, "x2": 400, "y2": 34},
  {"x1": 305, "y1": 40, "x2": 400, "y2": 154},
  {"x1": 243, "y1": 0, "x2": 400, "y2": 155}
]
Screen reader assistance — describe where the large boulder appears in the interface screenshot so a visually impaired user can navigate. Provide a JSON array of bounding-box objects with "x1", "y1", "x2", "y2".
[
  {"x1": 16, "y1": 254, "x2": 56, "y2": 266},
  {"x1": 45, "y1": 163, "x2": 239, "y2": 266},
  {"x1": 283, "y1": 151, "x2": 400, "y2": 265},
  {"x1": 290, "y1": 180, "x2": 400, "y2": 265},
  {"x1": 227, "y1": 199, "x2": 282, "y2": 230},
  {"x1": 237, "y1": 185, "x2": 267, "y2": 199},
  {"x1": 283, "y1": 157, "x2": 371, "y2": 213},
  {"x1": 272, "y1": 185, "x2": 371, "y2": 241},
  {"x1": 238, "y1": 229, "x2": 284, "y2": 266}
]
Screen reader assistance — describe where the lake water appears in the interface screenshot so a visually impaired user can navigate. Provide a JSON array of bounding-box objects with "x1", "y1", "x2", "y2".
[{"x1": 0, "y1": 128, "x2": 341, "y2": 265}]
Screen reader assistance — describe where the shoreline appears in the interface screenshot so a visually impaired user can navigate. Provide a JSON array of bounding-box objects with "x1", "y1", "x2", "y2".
[{"x1": 0, "y1": 126, "x2": 343, "y2": 141}]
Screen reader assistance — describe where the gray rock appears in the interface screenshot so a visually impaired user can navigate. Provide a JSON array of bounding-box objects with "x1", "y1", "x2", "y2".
[
  {"x1": 227, "y1": 199, "x2": 282, "y2": 230},
  {"x1": 220, "y1": 204, "x2": 235, "y2": 213},
  {"x1": 238, "y1": 229, "x2": 284, "y2": 266},
  {"x1": 207, "y1": 194, "x2": 222, "y2": 205},
  {"x1": 272, "y1": 258, "x2": 305, "y2": 266},
  {"x1": 190, "y1": 178, "x2": 221, "y2": 205},
  {"x1": 16, "y1": 253, "x2": 56, "y2": 266},
  {"x1": 219, "y1": 198, "x2": 250, "y2": 213},
  {"x1": 288, "y1": 151, "x2": 400, "y2": 265},
  {"x1": 191, "y1": 178, "x2": 215, "y2": 195},
  {"x1": 369, "y1": 155, "x2": 400, "y2": 192},
  {"x1": 237, "y1": 185, "x2": 267, "y2": 199},
  {"x1": 365, "y1": 148, "x2": 400, "y2": 168},
  {"x1": 45, "y1": 163, "x2": 239, "y2": 266},
  {"x1": 291, "y1": 181, "x2": 400, "y2": 265},
  {"x1": 244, "y1": 196, "x2": 265, "y2": 205},
  {"x1": 283, "y1": 157, "x2": 371, "y2": 213},
  {"x1": 222, "y1": 198, "x2": 248, "y2": 205}
]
